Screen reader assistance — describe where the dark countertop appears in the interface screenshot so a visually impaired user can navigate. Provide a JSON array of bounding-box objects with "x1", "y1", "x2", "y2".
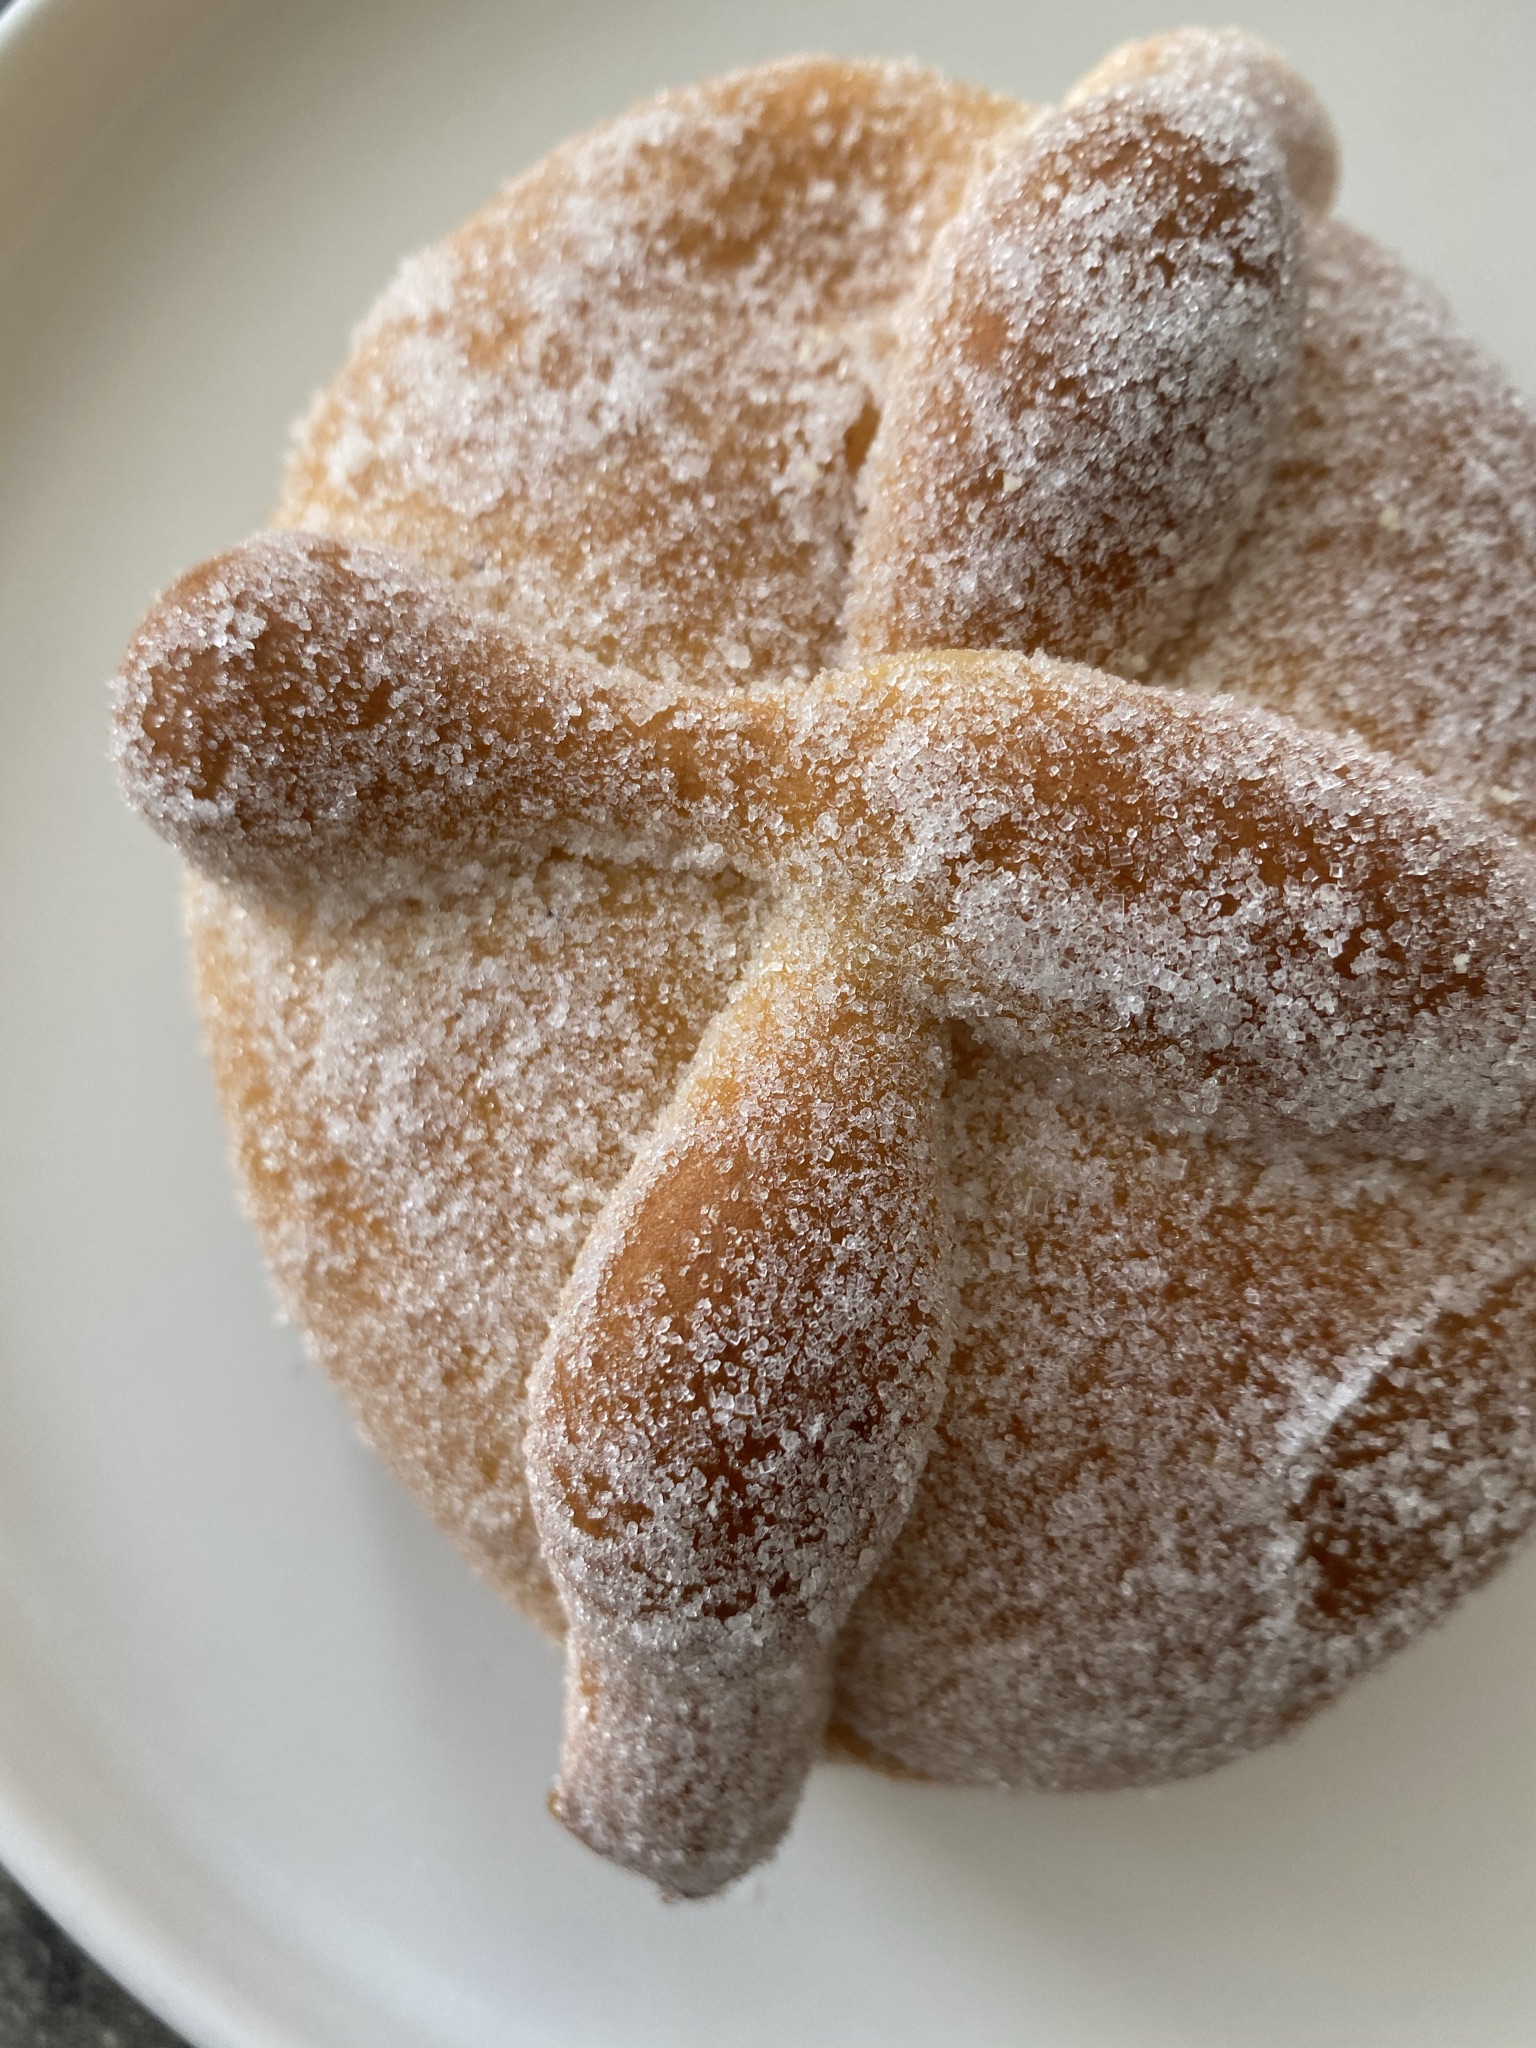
[{"x1": 0, "y1": 1873, "x2": 187, "y2": 2048}]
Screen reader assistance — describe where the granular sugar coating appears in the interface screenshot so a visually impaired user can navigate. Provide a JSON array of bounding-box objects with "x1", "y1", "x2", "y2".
[
  {"x1": 279, "y1": 59, "x2": 1026, "y2": 688},
  {"x1": 846, "y1": 77, "x2": 1307, "y2": 674},
  {"x1": 112, "y1": 37, "x2": 1536, "y2": 1896},
  {"x1": 1063, "y1": 26, "x2": 1340, "y2": 216},
  {"x1": 189, "y1": 856, "x2": 764, "y2": 1628},
  {"x1": 1158, "y1": 219, "x2": 1536, "y2": 839},
  {"x1": 837, "y1": 1064, "x2": 1536, "y2": 1784}
]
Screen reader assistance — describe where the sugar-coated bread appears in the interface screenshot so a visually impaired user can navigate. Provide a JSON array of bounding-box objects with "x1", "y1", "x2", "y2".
[{"x1": 114, "y1": 34, "x2": 1536, "y2": 1897}]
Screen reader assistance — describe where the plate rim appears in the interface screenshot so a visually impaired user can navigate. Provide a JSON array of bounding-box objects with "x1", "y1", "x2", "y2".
[
  {"x1": 2, "y1": 5, "x2": 1535, "y2": 2046},
  {"x1": 0, "y1": 6, "x2": 397, "y2": 2041}
]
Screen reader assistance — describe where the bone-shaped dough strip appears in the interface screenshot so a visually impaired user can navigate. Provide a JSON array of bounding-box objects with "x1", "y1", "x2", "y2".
[
  {"x1": 1064, "y1": 27, "x2": 1339, "y2": 216},
  {"x1": 111, "y1": 532, "x2": 723, "y2": 887},
  {"x1": 527, "y1": 917, "x2": 951, "y2": 1895},
  {"x1": 117, "y1": 531, "x2": 1536, "y2": 1168},
  {"x1": 845, "y1": 64, "x2": 1309, "y2": 675}
]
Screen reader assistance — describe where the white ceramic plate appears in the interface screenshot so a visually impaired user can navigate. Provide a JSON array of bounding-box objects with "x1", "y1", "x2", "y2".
[{"x1": 3, "y1": 1, "x2": 1536, "y2": 2042}]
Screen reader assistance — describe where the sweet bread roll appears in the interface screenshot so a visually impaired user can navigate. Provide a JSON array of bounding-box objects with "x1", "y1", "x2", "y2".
[{"x1": 114, "y1": 30, "x2": 1536, "y2": 1898}]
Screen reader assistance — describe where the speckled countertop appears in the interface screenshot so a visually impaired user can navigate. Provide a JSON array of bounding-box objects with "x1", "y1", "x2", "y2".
[{"x1": 0, "y1": 1875, "x2": 187, "y2": 2047}]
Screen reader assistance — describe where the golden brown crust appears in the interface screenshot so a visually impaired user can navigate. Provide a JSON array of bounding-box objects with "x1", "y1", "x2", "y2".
[
  {"x1": 847, "y1": 77, "x2": 1307, "y2": 671},
  {"x1": 277, "y1": 58, "x2": 1025, "y2": 688},
  {"x1": 111, "y1": 37, "x2": 1536, "y2": 1895}
]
